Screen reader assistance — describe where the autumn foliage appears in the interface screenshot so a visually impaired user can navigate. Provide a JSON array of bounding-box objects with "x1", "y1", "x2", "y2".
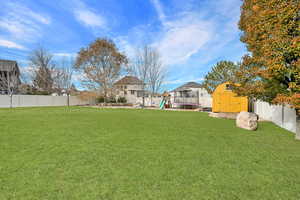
[
  {"x1": 75, "y1": 38, "x2": 128, "y2": 100},
  {"x1": 236, "y1": 0, "x2": 300, "y2": 109}
]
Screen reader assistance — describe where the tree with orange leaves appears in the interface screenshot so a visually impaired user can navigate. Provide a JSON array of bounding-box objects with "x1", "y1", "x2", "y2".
[
  {"x1": 236, "y1": 0, "x2": 300, "y2": 138},
  {"x1": 75, "y1": 38, "x2": 128, "y2": 102},
  {"x1": 236, "y1": 0, "x2": 299, "y2": 108}
]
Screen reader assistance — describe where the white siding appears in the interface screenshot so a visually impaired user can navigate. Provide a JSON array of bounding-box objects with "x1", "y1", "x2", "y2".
[{"x1": 169, "y1": 88, "x2": 212, "y2": 108}]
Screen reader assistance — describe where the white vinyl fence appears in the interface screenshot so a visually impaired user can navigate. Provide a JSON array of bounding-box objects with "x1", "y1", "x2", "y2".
[
  {"x1": 254, "y1": 101, "x2": 297, "y2": 133},
  {"x1": 0, "y1": 95, "x2": 95, "y2": 108}
]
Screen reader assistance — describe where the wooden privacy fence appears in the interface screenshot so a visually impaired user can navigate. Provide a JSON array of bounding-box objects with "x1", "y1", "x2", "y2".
[
  {"x1": 0, "y1": 95, "x2": 95, "y2": 108},
  {"x1": 254, "y1": 101, "x2": 296, "y2": 133}
]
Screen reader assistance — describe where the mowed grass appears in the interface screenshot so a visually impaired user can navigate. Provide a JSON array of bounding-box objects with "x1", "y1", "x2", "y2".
[{"x1": 0, "y1": 107, "x2": 300, "y2": 200}]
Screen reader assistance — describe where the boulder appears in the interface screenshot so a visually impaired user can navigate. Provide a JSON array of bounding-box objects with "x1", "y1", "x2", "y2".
[{"x1": 236, "y1": 112, "x2": 258, "y2": 131}]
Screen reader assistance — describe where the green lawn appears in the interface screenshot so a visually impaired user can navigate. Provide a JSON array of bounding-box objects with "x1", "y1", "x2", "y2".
[{"x1": 0, "y1": 107, "x2": 300, "y2": 199}]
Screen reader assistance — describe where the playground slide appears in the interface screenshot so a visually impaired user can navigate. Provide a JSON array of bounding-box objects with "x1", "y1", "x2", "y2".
[{"x1": 159, "y1": 100, "x2": 166, "y2": 109}]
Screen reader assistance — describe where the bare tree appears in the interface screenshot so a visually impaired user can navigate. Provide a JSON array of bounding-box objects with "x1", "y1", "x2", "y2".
[
  {"x1": 29, "y1": 47, "x2": 54, "y2": 94},
  {"x1": 0, "y1": 67, "x2": 20, "y2": 108},
  {"x1": 75, "y1": 38, "x2": 128, "y2": 102},
  {"x1": 130, "y1": 45, "x2": 165, "y2": 107},
  {"x1": 130, "y1": 46, "x2": 151, "y2": 107},
  {"x1": 148, "y1": 50, "x2": 165, "y2": 105},
  {"x1": 53, "y1": 57, "x2": 74, "y2": 106},
  {"x1": 19, "y1": 67, "x2": 33, "y2": 85}
]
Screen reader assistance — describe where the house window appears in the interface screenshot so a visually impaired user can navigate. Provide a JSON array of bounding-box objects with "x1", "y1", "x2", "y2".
[
  {"x1": 137, "y1": 91, "x2": 143, "y2": 97},
  {"x1": 124, "y1": 86, "x2": 127, "y2": 89},
  {"x1": 124, "y1": 91, "x2": 127, "y2": 95},
  {"x1": 130, "y1": 90, "x2": 135, "y2": 95}
]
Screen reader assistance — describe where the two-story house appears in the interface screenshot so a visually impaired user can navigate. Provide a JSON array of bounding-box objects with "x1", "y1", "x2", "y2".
[
  {"x1": 170, "y1": 82, "x2": 212, "y2": 108},
  {"x1": 114, "y1": 76, "x2": 145, "y2": 104}
]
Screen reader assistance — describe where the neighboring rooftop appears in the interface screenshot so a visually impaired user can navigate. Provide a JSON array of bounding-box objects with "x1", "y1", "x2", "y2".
[
  {"x1": 172, "y1": 82, "x2": 202, "y2": 92},
  {"x1": 114, "y1": 76, "x2": 144, "y2": 85},
  {"x1": 0, "y1": 59, "x2": 20, "y2": 72}
]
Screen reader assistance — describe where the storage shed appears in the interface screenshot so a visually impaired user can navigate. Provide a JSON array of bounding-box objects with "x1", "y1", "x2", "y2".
[{"x1": 212, "y1": 82, "x2": 248, "y2": 113}]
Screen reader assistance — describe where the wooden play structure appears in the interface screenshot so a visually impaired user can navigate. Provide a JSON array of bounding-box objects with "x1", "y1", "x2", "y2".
[{"x1": 212, "y1": 82, "x2": 248, "y2": 113}]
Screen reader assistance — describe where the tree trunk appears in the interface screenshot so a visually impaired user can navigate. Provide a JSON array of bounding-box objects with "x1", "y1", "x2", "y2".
[
  {"x1": 8, "y1": 71, "x2": 12, "y2": 108},
  {"x1": 142, "y1": 96, "x2": 145, "y2": 108},
  {"x1": 296, "y1": 111, "x2": 300, "y2": 140},
  {"x1": 67, "y1": 93, "x2": 70, "y2": 107},
  {"x1": 142, "y1": 89, "x2": 145, "y2": 108},
  {"x1": 103, "y1": 88, "x2": 107, "y2": 105},
  {"x1": 10, "y1": 93, "x2": 13, "y2": 108}
]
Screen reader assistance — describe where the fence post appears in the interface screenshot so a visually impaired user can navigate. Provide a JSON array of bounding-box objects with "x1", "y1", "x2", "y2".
[{"x1": 296, "y1": 113, "x2": 300, "y2": 140}]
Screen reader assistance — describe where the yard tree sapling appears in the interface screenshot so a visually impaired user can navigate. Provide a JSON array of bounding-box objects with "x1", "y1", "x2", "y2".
[
  {"x1": 202, "y1": 61, "x2": 241, "y2": 94},
  {"x1": 0, "y1": 70, "x2": 19, "y2": 108},
  {"x1": 53, "y1": 57, "x2": 74, "y2": 106}
]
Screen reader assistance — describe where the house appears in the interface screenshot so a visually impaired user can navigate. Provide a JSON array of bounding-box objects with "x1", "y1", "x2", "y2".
[
  {"x1": 0, "y1": 59, "x2": 21, "y2": 94},
  {"x1": 212, "y1": 82, "x2": 248, "y2": 113},
  {"x1": 114, "y1": 76, "x2": 145, "y2": 104},
  {"x1": 170, "y1": 82, "x2": 212, "y2": 109}
]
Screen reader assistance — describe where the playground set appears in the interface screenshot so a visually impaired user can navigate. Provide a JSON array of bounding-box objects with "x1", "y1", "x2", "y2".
[
  {"x1": 159, "y1": 91, "x2": 200, "y2": 110},
  {"x1": 159, "y1": 93, "x2": 172, "y2": 109}
]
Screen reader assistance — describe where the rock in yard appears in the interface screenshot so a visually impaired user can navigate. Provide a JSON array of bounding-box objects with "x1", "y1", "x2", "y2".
[{"x1": 236, "y1": 112, "x2": 258, "y2": 131}]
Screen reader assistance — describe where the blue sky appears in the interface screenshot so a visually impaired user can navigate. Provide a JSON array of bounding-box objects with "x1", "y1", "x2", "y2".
[{"x1": 0, "y1": 0, "x2": 247, "y2": 90}]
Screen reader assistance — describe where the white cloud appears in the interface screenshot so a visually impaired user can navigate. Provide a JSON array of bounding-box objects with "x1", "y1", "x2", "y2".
[
  {"x1": 150, "y1": 0, "x2": 166, "y2": 24},
  {"x1": 0, "y1": 39, "x2": 26, "y2": 50},
  {"x1": 150, "y1": 0, "x2": 214, "y2": 65},
  {"x1": 53, "y1": 53, "x2": 76, "y2": 57},
  {"x1": 118, "y1": 2, "x2": 214, "y2": 66},
  {"x1": 115, "y1": 37, "x2": 136, "y2": 58},
  {"x1": 0, "y1": 2, "x2": 51, "y2": 41},
  {"x1": 74, "y1": 9, "x2": 105, "y2": 28},
  {"x1": 148, "y1": 0, "x2": 242, "y2": 66},
  {"x1": 8, "y1": 2, "x2": 51, "y2": 25},
  {"x1": 72, "y1": 0, "x2": 106, "y2": 28},
  {"x1": 105, "y1": 0, "x2": 243, "y2": 76},
  {"x1": 154, "y1": 17, "x2": 213, "y2": 65},
  {"x1": 26, "y1": 9, "x2": 51, "y2": 25}
]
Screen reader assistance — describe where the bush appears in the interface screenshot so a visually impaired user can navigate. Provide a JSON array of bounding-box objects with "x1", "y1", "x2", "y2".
[
  {"x1": 117, "y1": 97, "x2": 127, "y2": 103},
  {"x1": 96, "y1": 96, "x2": 105, "y2": 103},
  {"x1": 97, "y1": 96, "x2": 126, "y2": 104},
  {"x1": 107, "y1": 97, "x2": 117, "y2": 103}
]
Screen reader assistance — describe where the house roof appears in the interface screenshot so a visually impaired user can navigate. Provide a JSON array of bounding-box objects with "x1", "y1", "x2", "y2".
[
  {"x1": 114, "y1": 76, "x2": 144, "y2": 85},
  {"x1": 172, "y1": 82, "x2": 202, "y2": 92},
  {"x1": 0, "y1": 59, "x2": 20, "y2": 73}
]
